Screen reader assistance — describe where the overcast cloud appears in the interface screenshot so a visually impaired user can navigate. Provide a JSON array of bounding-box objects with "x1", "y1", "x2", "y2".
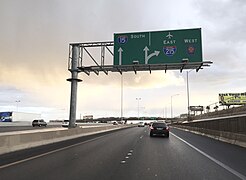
[{"x1": 0, "y1": 0, "x2": 245, "y2": 119}]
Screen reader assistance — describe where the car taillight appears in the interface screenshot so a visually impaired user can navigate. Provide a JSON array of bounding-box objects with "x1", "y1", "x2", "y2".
[{"x1": 166, "y1": 127, "x2": 169, "y2": 131}]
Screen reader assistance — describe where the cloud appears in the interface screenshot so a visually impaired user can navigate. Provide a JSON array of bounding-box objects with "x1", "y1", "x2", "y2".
[
  {"x1": 197, "y1": 0, "x2": 246, "y2": 42},
  {"x1": 0, "y1": 0, "x2": 245, "y2": 119},
  {"x1": 0, "y1": 63, "x2": 70, "y2": 108},
  {"x1": 80, "y1": 71, "x2": 184, "y2": 88}
]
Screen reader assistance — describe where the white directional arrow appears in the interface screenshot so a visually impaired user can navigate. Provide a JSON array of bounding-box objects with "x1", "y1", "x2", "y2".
[
  {"x1": 143, "y1": 46, "x2": 160, "y2": 64},
  {"x1": 118, "y1": 47, "x2": 123, "y2": 65}
]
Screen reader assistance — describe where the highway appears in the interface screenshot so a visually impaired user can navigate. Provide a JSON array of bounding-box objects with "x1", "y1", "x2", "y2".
[
  {"x1": 0, "y1": 123, "x2": 108, "y2": 133},
  {"x1": 0, "y1": 125, "x2": 60, "y2": 133},
  {"x1": 0, "y1": 126, "x2": 245, "y2": 180}
]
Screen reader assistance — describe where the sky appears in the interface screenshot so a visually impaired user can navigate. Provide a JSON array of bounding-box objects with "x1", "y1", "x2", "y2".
[{"x1": 0, "y1": 0, "x2": 245, "y2": 120}]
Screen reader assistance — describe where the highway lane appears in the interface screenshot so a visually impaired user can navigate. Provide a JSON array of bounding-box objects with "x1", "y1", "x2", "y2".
[
  {"x1": 171, "y1": 127, "x2": 246, "y2": 177},
  {"x1": 0, "y1": 125, "x2": 61, "y2": 133},
  {"x1": 0, "y1": 126, "x2": 245, "y2": 180},
  {"x1": 0, "y1": 123, "x2": 110, "y2": 133}
]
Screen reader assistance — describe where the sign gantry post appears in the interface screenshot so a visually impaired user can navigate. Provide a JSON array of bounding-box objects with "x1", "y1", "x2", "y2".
[{"x1": 67, "y1": 44, "x2": 82, "y2": 128}]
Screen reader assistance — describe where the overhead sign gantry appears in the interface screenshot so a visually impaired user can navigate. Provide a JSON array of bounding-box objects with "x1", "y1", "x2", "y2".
[{"x1": 67, "y1": 28, "x2": 212, "y2": 127}]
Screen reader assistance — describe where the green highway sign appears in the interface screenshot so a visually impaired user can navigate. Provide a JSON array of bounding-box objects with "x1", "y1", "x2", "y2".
[{"x1": 114, "y1": 28, "x2": 203, "y2": 65}]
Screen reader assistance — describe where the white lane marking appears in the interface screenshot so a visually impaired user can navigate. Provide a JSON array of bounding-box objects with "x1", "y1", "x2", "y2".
[
  {"x1": 0, "y1": 134, "x2": 109, "y2": 169},
  {"x1": 171, "y1": 132, "x2": 246, "y2": 180},
  {"x1": 121, "y1": 149, "x2": 134, "y2": 164}
]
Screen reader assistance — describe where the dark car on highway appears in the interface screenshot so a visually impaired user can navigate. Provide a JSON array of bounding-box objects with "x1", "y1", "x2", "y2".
[
  {"x1": 32, "y1": 119, "x2": 47, "y2": 127},
  {"x1": 149, "y1": 122, "x2": 169, "y2": 137}
]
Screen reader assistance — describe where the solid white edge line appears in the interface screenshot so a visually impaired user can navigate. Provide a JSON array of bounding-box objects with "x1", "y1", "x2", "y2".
[{"x1": 170, "y1": 132, "x2": 246, "y2": 180}]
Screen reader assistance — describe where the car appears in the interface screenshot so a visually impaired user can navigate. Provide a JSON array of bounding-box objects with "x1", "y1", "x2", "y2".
[
  {"x1": 32, "y1": 119, "x2": 47, "y2": 127},
  {"x1": 113, "y1": 121, "x2": 118, "y2": 125},
  {"x1": 149, "y1": 122, "x2": 169, "y2": 137},
  {"x1": 138, "y1": 122, "x2": 145, "y2": 127},
  {"x1": 62, "y1": 120, "x2": 77, "y2": 127},
  {"x1": 62, "y1": 120, "x2": 69, "y2": 127}
]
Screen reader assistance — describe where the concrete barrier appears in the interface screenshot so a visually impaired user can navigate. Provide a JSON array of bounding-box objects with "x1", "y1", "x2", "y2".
[
  {"x1": 183, "y1": 114, "x2": 246, "y2": 134},
  {"x1": 173, "y1": 125, "x2": 246, "y2": 148},
  {"x1": 0, "y1": 125, "x2": 133, "y2": 155}
]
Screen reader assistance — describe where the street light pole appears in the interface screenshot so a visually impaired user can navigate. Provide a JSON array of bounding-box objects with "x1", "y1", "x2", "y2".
[
  {"x1": 186, "y1": 69, "x2": 194, "y2": 120},
  {"x1": 15, "y1": 100, "x2": 20, "y2": 112},
  {"x1": 165, "y1": 106, "x2": 167, "y2": 121},
  {"x1": 187, "y1": 71, "x2": 190, "y2": 120},
  {"x1": 121, "y1": 74, "x2": 123, "y2": 121},
  {"x1": 171, "y1": 94, "x2": 179, "y2": 118},
  {"x1": 136, "y1": 98, "x2": 141, "y2": 120}
]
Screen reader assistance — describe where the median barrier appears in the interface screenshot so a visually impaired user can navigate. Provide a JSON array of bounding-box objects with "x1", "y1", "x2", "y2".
[{"x1": 0, "y1": 125, "x2": 133, "y2": 155}]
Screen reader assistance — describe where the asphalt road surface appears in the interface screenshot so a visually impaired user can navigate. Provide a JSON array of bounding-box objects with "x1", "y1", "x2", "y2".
[
  {"x1": 0, "y1": 125, "x2": 60, "y2": 133},
  {"x1": 0, "y1": 127, "x2": 245, "y2": 180},
  {"x1": 0, "y1": 123, "x2": 107, "y2": 133}
]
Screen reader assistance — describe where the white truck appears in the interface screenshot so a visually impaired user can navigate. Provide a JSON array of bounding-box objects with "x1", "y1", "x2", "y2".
[{"x1": 0, "y1": 111, "x2": 41, "y2": 122}]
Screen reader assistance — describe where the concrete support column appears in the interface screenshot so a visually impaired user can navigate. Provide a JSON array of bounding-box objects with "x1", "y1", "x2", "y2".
[{"x1": 67, "y1": 44, "x2": 82, "y2": 128}]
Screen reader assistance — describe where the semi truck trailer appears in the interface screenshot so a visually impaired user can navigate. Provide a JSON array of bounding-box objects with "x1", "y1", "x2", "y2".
[{"x1": 0, "y1": 111, "x2": 41, "y2": 122}]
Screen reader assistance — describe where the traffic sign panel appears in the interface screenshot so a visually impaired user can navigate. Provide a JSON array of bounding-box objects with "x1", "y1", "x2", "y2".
[{"x1": 114, "y1": 28, "x2": 203, "y2": 65}]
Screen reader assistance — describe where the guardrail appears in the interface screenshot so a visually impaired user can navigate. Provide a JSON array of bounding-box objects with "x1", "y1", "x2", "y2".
[
  {"x1": 0, "y1": 125, "x2": 133, "y2": 155},
  {"x1": 173, "y1": 114, "x2": 246, "y2": 148}
]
